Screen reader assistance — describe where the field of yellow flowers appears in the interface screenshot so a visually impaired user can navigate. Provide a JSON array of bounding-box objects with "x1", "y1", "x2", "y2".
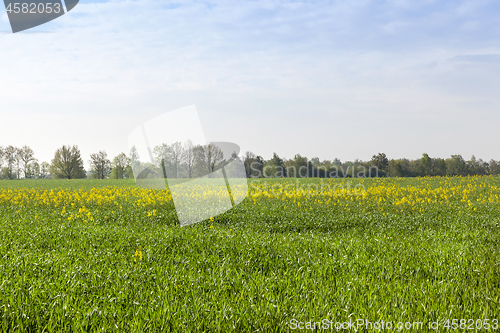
[{"x1": 0, "y1": 177, "x2": 499, "y2": 331}]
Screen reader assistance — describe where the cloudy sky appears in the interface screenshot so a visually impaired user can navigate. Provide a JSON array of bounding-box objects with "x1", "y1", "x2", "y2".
[{"x1": 1, "y1": 0, "x2": 499, "y2": 167}]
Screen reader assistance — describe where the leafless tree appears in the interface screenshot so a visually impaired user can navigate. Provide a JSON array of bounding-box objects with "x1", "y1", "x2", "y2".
[
  {"x1": 169, "y1": 142, "x2": 183, "y2": 179},
  {"x1": 182, "y1": 140, "x2": 195, "y2": 178},
  {"x1": 89, "y1": 151, "x2": 111, "y2": 179},
  {"x1": 203, "y1": 143, "x2": 225, "y2": 174},
  {"x1": 153, "y1": 142, "x2": 183, "y2": 178},
  {"x1": 153, "y1": 143, "x2": 170, "y2": 178},
  {"x1": 40, "y1": 162, "x2": 50, "y2": 179},
  {"x1": 3, "y1": 146, "x2": 18, "y2": 179},
  {"x1": 18, "y1": 145, "x2": 35, "y2": 179}
]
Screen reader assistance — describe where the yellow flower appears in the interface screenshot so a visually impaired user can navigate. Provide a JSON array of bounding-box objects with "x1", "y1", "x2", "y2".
[{"x1": 133, "y1": 246, "x2": 143, "y2": 262}]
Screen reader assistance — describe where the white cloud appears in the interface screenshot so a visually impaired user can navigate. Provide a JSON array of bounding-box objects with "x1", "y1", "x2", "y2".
[
  {"x1": 1, "y1": 12, "x2": 8, "y2": 24},
  {"x1": 1, "y1": 0, "x2": 500, "y2": 163}
]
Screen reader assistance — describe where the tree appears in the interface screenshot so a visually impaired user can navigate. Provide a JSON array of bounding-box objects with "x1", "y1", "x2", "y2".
[
  {"x1": 129, "y1": 146, "x2": 140, "y2": 169},
  {"x1": 110, "y1": 153, "x2": 130, "y2": 179},
  {"x1": 204, "y1": 143, "x2": 225, "y2": 174},
  {"x1": 264, "y1": 153, "x2": 286, "y2": 178},
  {"x1": 332, "y1": 158, "x2": 341, "y2": 166},
  {"x1": 152, "y1": 142, "x2": 183, "y2": 178},
  {"x1": 434, "y1": 158, "x2": 447, "y2": 176},
  {"x1": 89, "y1": 151, "x2": 111, "y2": 179},
  {"x1": 192, "y1": 143, "x2": 225, "y2": 177},
  {"x1": 467, "y1": 155, "x2": 488, "y2": 175},
  {"x1": 169, "y1": 142, "x2": 183, "y2": 178},
  {"x1": 0, "y1": 146, "x2": 3, "y2": 179},
  {"x1": 26, "y1": 160, "x2": 40, "y2": 179},
  {"x1": 50, "y1": 145, "x2": 86, "y2": 179},
  {"x1": 489, "y1": 159, "x2": 500, "y2": 175},
  {"x1": 419, "y1": 153, "x2": 432, "y2": 176},
  {"x1": 129, "y1": 146, "x2": 142, "y2": 179},
  {"x1": 182, "y1": 140, "x2": 195, "y2": 178},
  {"x1": 153, "y1": 143, "x2": 171, "y2": 178},
  {"x1": 224, "y1": 152, "x2": 246, "y2": 178},
  {"x1": 40, "y1": 162, "x2": 50, "y2": 179},
  {"x1": 3, "y1": 146, "x2": 18, "y2": 179},
  {"x1": 389, "y1": 159, "x2": 410, "y2": 177},
  {"x1": 18, "y1": 145, "x2": 35, "y2": 179},
  {"x1": 445, "y1": 155, "x2": 466, "y2": 176},
  {"x1": 371, "y1": 153, "x2": 389, "y2": 176},
  {"x1": 243, "y1": 151, "x2": 264, "y2": 178},
  {"x1": 287, "y1": 154, "x2": 308, "y2": 178}
]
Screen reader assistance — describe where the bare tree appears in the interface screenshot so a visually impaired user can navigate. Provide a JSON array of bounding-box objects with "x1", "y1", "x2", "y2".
[
  {"x1": 40, "y1": 162, "x2": 50, "y2": 179},
  {"x1": 129, "y1": 146, "x2": 140, "y2": 172},
  {"x1": 169, "y1": 142, "x2": 183, "y2": 178},
  {"x1": 0, "y1": 146, "x2": 3, "y2": 171},
  {"x1": 15, "y1": 148, "x2": 22, "y2": 179},
  {"x1": 3, "y1": 146, "x2": 18, "y2": 179},
  {"x1": 89, "y1": 151, "x2": 111, "y2": 179},
  {"x1": 18, "y1": 145, "x2": 35, "y2": 179},
  {"x1": 196, "y1": 143, "x2": 225, "y2": 175},
  {"x1": 153, "y1": 142, "x2": 183, "y2": 178},
  {"x1": 182, "y1": 140, "x2": 195, "y2": 178},
  {"x1": 26, "y1": 160, "x2": 40, "y2": 179},
  {"x1": 153, "y1": 143, "x2": 170, "y2": 178},
  {"x1": 208, "y1": 143, "x2": 225, "y2": 173}
]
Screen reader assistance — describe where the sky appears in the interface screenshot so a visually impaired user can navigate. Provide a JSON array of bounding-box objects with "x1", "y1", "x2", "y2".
[{"x1": 1, "y1": 0, "x2": 499, "y2": 168}]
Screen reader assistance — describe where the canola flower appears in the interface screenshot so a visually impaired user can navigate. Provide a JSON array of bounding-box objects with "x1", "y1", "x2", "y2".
[
  {"x1": 0, "y1": 186, "x2": 171, "y2": 208},
  {"x1": 248, "y1": 176, "x2": 500, "y2": 215},
  {"x1": 0, "y1": 186, "x2": 174, "y2": 223},
  {"x1": 133, "y1": 246, "x2": 143, "y2": 262},
  {"x1": 0, "y1": 177, "x2": 499, "y2": 222}
]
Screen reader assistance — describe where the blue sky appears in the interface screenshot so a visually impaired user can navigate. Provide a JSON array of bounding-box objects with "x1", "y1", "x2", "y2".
[{"x1": 1, "y1": 0, "x2": 499, "y2": 166}]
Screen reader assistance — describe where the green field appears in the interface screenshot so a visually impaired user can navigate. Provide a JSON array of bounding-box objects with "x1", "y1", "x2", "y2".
[{"x1": 0, "y1": 177, "x2": 499, "y2": 331}]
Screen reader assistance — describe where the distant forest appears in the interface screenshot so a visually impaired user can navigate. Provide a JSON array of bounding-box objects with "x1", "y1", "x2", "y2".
[
  {"x1": 0, "y1": 144, "x2": 499, "y2": 180},
  {"x1": 245, "y1": 152, "x2": 500, "y2": 178}
]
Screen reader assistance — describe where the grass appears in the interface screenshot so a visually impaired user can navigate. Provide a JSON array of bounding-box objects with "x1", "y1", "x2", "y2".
[{"x1": 0, "y1": 177, "x2": 499, "y2": 331}]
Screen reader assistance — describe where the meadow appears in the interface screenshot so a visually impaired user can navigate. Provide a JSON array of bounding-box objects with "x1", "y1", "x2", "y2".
[{"x1": 0, "y1": 176, "x2": 499, "y2": 332}]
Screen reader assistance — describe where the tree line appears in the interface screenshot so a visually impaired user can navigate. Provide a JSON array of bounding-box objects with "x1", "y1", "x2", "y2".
[
  {"x1": 0, "y1": 143, "x2": 240, "y2": 180},
  {"x1": 130, "y1": 141, "x2": 245, "y2": 180},
  {"x1": 245, "y1": 152, "x2": 500, "y2": 178},
  {"x1": 0, "y1": 144, "x2": 499, "y2": 180},
  {"x1": 0, "y1": 145, "x2": 127, "y2": 180}
]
